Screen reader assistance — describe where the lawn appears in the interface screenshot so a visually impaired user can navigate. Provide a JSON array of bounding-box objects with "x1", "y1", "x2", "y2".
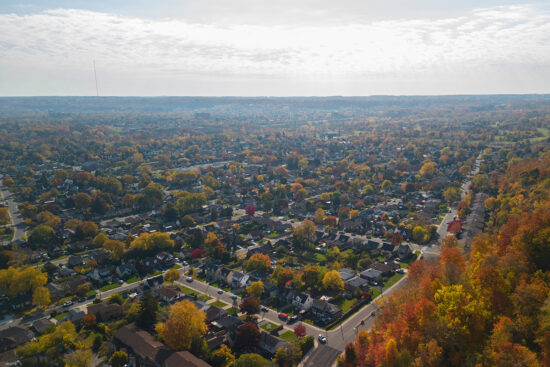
[
  {"x1": 171, "y1": 264, "x2": 182, "y2": 269},
  {"x1": 227, "y1": 307, "x2": 239, "y2": 315},
  {"x1": 126, "y1": 276, "x2": 141, "y2": 284},
  {"x1": 147, "y1": 271, "x2": 163, "y2": 277},
  {"x1": 211, "y1": 300, "x2": 228, "y2": 308},
  {"x1": 100, "y1": 283, "x2": 121, "y2": 292},
  {"x1": 280, "y1": 330, "x2": 298, "y2": 342},
  {"x1": 54, "y1": 312, "x2": 67, "y2": 321},
  {"x1": 267, "y1": 232, "x2": 280, "y2": 238},
  {"x1": 371, "y1": 288, "x2": 382, "y2": 299},
  {"x1": 333, "y1": 297, "x2": 357, "y2": 313},
  {"x1": 313, "y1": 253, "x2": 326, "y2": 261},
  {"x1": 260, "y1": 322, "x2": 280, "y2": 332},
  {"x1": 85, "y1": 290, "x2": 97, "y2": 297},
  {"x1": 383, "y1": 273, "x2": 404, "y2": 288},
  {"x1": 178, "y1": 285, "x2": 212, "y2": 301}
]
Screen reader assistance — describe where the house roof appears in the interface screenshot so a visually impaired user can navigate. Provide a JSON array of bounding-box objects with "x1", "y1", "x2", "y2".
[
  {"x1": 346, "y1": 276, "x2": 368, "y2": 288},
  {"x1": 338, "y1": 268, "x2": 356, "y2": 281},
  {"x1": 311, "y1": 299, "x2": 341, "y2": 315},
  {"x1": 165, "y1": 351, "x2": 212, "y2": 367},
  {"x1": 115, "y1": 324, "x2": 171, "y2": 364},
  {"x1": 259, "y1": 331, "x2": 286, "y2": 350},
  {"x1": 359, "y1": 268, "x2": 383, "y2": 279},
  {"x1": 0, "y1": 327, "x2": 34, "y2": 347}
]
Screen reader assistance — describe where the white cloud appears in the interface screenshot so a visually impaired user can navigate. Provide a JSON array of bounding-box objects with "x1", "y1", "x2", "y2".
[{"x1": 0, "y1": 5, "x2": 549, "y2": 95}]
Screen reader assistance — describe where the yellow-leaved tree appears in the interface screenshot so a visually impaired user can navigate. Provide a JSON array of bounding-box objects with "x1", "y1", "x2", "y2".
[{"x1": 156, "y1": 300, "x2": 207, "y2": 351}]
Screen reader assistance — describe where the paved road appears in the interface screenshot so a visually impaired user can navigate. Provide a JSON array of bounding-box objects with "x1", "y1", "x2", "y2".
[{"x1": 0, "y1": 176, "x2": 27, "y2": 245}]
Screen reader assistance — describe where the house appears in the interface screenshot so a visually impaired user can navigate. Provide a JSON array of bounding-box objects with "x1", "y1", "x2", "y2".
[
  {"x1": 263, "y1": 282, "x2": 278, "y2": 298},
  {"x1": 89, "y1": 249, "x2": 110, "y2": 264},
  {"x1": 116, "y1": 263, "x2": 137, "y2": 279},
  {"x1": 66, "y1": 309, "x2": 86, "y2": 324},
  {"x1": 397, "y1": 244, "x2": 412, "y2": 259},
  {"x1": 292, "y1": 292, "x2": 313, "y2": 311},
  {"x1": 370, "y1": 262, "x2": 397, "y2": 276},
  {"x1": 115, "y1": 324, "x2": 173, "y2": 367},
  {"x1": 47, "y1": 282, "x2": 66, "y2": 300},
  {"x1": 31, "y1": 318, "x2": 54, "y2": 334},
  {"x1": 153, "y1": 286, "x2": 183, "y2": 304},
  {"x1": 338, "y1": 268, "x2": 356, "y2": 282},
  {"x1": 258, "y1": 331, "x2": 287, "y2": 355},
  {"x1": 345, "y1": 276, "x2": 369, "y2": 291},
  {"x1": 156, "y1": 252, "x2": 175, "y2": 268},
  {"x1": 165, "y1": 351, "x2": 212, "y2": 367},
  {"x1": 359, "y1": 268, "x2": 383, "y2": 282},
  {"x1": 145, "y1": 275, "x2": 164, "y2": 290},
  {"x1": 231, "y1": 271, "x2": 249, "y2": 288},
  {"x1": 91, "y1": 267, "x2": 112, "y2": 284},
  {"x1": 310, "y1": 299, "x2": 342, "y2": 322},
  {"x1": 203, "y1": 305, "x2": 227, "y2": 323},
  {"x1": 0, "y1": 327, "x2": 34, "y2": 352},
  {"x1": 67, "y1": 255, "x2": 83, "y2": 267},
  {"x1": 87, "y1": 302, "x2": 122, "y2": 321}
]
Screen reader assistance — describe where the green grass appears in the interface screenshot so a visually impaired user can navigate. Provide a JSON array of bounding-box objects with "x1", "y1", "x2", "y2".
[
  {"x1": 383, "y1": 273, "x2": 404, "y2": 288},
  {"x1": 100, "y1": 283, "x2": 121, "y2": 292},
  {"x1": 267, "y1": 232, "x2": 280, "y2": 238},
  {"x1": 333, "y1": 298, "x2": 357, "y2": 313},
  {"x1": 54, "y1": 312, "x2": 67, "y2": 321},
  {"x1": 178, "y1": 285, "x2": 200, "y2": 296},
  {"x1": 260, "y1": 322, "x2": 280, "y2": 332},
  {"x1": 147, "y1": 271, "x2": 163, "y2": 277},
  {"x1": 211, "y1": 300, "x2": 228, "y2": 308},
  {"x1": 371, "y1": 288, "x2": 381, "y2": 299},
  {"x1": 227, "y1": 307, "x2": 239, "y2": 316},
  {"x1": 171, "y1": 264, "x2": 182, "y2": 269},
  {"x1": 86, "y1": 290, "x2": 97, "y2": 297},
  {"x1": 399, "y1": 262, "x2": 408, "y2": 269},
  {"x1": 280, "y1": 330, "x2": 298, "y2": 342},
  {"x1": 313, "y1": 253, "x2": 326, "y2": 261},
  {"x1": 126, "y1": 276, "x2": 141, "y2": 284}
]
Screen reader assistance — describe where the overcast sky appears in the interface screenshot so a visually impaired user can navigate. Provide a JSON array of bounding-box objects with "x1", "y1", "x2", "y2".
[{"x1": 1, "y1": 0, "x2": 549, "y2": 96}]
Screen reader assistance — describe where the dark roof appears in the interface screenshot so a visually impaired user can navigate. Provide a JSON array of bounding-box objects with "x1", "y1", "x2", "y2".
[
  {"x1": 0, "y1": 327, "x2": 34, "y2": 349},
  {"x1": 338, "y1": 268, "x2": 355, "y2": 281},
  {"x1": 165, "y1": 351, "x2": 211, "y2": 367},
  {"x1": 115, "y1": 324, "x2": 171, "y2": 364}
]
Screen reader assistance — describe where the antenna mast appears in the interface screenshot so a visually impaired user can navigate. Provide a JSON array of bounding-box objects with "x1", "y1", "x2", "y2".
[{"x1": 93, "y1": 59, "x2": 99, "y2": 96}]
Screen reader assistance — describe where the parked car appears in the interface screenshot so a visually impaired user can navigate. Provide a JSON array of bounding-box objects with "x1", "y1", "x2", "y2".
[
  {"x1": 318, "y1": 334, "x2": 327, "y2": 343},
  {"x1": 261, "y1": 306, "x2": 269, "y2": 313},
  {"x1": 217, "y1": 289, "x2": 223, "y2": 295},
  {"x1": 287, "y1": 315, "x2": 299, "y2": 324},
  {"x1": 231, "y1": 295, "x2": 238, "y2": 300},
  {"x1": 278, "y1": 312, "x2": 288, "y2": 321},
  {"x1": 186, "y1": 277, "x2": 193, "y2": 283},
  {"x1": 63, "y1": 300, "x2": 73, "y2": 307}
]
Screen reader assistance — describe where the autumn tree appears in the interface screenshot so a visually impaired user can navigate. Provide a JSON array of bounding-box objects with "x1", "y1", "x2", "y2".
[
  {"x1": 293, "y1": 220, "x2": 316, "y2": 247},
  {"x1": 322, "y1": 270, "x2": 344, "y2": 294},
  {"x1": 246, "y1": 253, "x2": 271, "y2": 273},
  {"x1": 110, "y1": 351, "x2": 128, "y2": 367},
  {"x1": 211, "y1": 345, "x2": 235, "y2": 367},
  {"x1": 164, "y1": 269, "x2": 180, "y2": 283},
  {"x1": 274, "y1": 344, "x2": 302, "y2": 367},
  {"x1": 103, "y1": 239, "x2": 125, "y2": 260},
  {"x1": 245, "y1": 204, "x2": 256, "y2": 216},
  {"x1": 157, "y1": 299, "x2": 207, "y2": 351},
  {"x1": 246, "y1": 281, "x2": 264, "y2": 300},
  {"x1": 234, "y1": 353, "x2": 269, "y2": 367},
  {"x1": 273, "y1": 266, "x2": 294, "y2": 287},
  {"x1": 302, "y1": 266, "x2": 322, "y2": 289},
  {"x1": 239, "y1": 297, "x2": 260, "y2": 315},
  {"x1": 294, "y1": 322, "x2": 306, "y2": 338},
  {"x1": 235, "y1": 322, "x2": 261, "y2": 352}
]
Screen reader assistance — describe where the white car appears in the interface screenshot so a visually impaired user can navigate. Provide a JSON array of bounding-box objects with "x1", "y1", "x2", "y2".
[{"x1": 318, "y1": 334, "x2": 327, "y2": 344}]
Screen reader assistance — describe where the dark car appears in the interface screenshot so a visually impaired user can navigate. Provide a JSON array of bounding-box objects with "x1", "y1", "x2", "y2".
[
  {"x1": 287, "y1": 315, "x2": 299, "y2": 324},
  {"x1": 261, "y1": 306, "x2": 269, "y2": 313}
]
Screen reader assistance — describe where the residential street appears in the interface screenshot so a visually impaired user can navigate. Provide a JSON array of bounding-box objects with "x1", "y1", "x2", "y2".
[{"x1": 0, "y1": 174, "x2": 27, "y2": 245}]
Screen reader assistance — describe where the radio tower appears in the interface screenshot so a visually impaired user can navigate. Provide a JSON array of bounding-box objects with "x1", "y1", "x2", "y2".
[{"x1": 93, "y1": 59, "x2": 99, "y2": 96}]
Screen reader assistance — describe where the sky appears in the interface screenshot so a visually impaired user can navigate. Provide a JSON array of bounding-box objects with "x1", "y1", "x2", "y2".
[{"x1": 1, "y1": 0, "x2": 550, "y2": 96}]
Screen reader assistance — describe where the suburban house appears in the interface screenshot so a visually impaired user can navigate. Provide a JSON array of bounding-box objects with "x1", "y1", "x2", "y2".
[
  {"x1": 164, "y1": 351, "x2": 212, "y2": 367},
  {"x1": 338, "y1": 268, "x2": 356, "y2": 282},
  {"x1": 90, "y1": 267, "x2": 112, "y2": 284},
  {"x1": 153, "y1": 286, "x2": 183, "y2": 304},
  {"x1": 87, "y1": 302, "x2": 122, "y2": 321},
  {"x1": 397, "y1": 244, "x2": 412, "y2": 259},
  {"x1": 292, "y1": 292, "x2": 313, "y2": 310},
  {"x1": 310, "y1": 299, "x2": 342, "y2": 322},
  {"x1": 231, "y1": 271, "x2": 249, "y2": 289},
  {"x1": 0, "y1": 326, "x2": 34, "y2": 352},
  {"x1": 115, "y1": 324, "x2": 173, "y2": 367},
  {"x1": 116, "y1": 263, "x2": 137, "y2": 279},
  {"x1": 258, "y1": 331, "x2": 287, "y2": 355},
  {"x1": 359, "y1": 268, "x2": 383, "y2": 282},
  {"x1": 345, "y1": 276, "x2": 369, "y2": 291}
]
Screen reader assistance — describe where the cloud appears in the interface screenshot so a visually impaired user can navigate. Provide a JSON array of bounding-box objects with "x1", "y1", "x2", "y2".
[{"x1": 0, "y1": 5, "x2": 549, "y2": 95}]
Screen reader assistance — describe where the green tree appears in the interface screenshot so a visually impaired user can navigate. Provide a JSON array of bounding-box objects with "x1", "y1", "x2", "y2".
[{"x1": 110, "y1": 351, "x2": 128, "y2": 367}]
